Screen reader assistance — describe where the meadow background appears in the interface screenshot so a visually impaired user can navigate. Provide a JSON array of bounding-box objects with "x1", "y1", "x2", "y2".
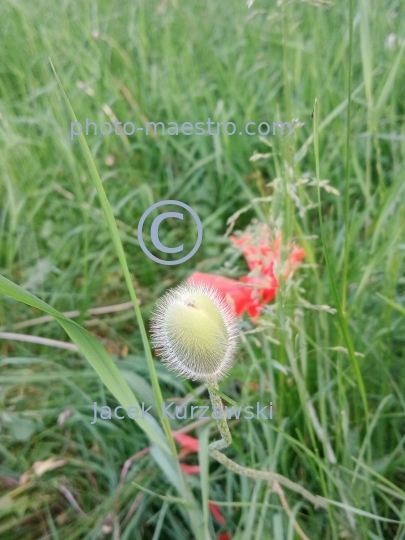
[{"x1": 1, "y1": 0, "x2": 405, "y2": 538}]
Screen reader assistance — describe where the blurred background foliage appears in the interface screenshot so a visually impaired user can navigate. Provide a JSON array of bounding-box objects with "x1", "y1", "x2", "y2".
[{"x1": 1, "y1": 0, "x2": 405, "y2": 538}]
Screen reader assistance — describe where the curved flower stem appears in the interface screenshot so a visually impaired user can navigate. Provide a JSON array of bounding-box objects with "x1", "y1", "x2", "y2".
[
  {"x1": 205, "y1": 382, "x2": 328, "y2": 510},
  {"x1": 207, "y1": 380, "x2": 232, "y2": 451},
  {"x1": 209, "y1": 449, "x2": 327, "y2": 509}
]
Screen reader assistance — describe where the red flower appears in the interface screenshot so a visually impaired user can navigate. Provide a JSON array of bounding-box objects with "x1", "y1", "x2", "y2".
[
  {"x1": 188, "y1": 224, "x2": 305, "y2": 320},
  {"x1": 174, "y1": 432, "x2": 231, "y2": 537},
  {"x1": 180, "y1": 463, "x2": 201, "y2": 475},
  {"x1": 173, "y1": 431, "x2": 200, "y2": 454},
  {"x1": 209, "y1": 503, "x2": 226, "y2": 524},
  {"x1": 188, "y1": 271, "x2": 261, "y2": 318},
  {"x1": 173, "y1": 431, "x2": 201, "y2": 473},
  {"x1": 210, "y1": 503, "x2": 232, "y2": 539}
]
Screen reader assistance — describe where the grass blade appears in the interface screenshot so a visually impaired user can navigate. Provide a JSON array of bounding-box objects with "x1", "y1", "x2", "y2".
[
  {"x1": 0, "y1": 275, "x2": 170, "y2": 453},
  {"x1": 49, "y1": 58, "x2": 176, "y2": 455},
  {"x1": 341, "y1": 0, "x2": 354, "y2": 312},
  {"x1": 313, "y1": 99, "x2": 369, "y2": 420}
]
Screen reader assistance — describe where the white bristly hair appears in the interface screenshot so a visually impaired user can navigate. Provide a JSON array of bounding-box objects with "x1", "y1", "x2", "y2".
[{"x1": 150, "y1": 281, "x2": 239, "y2": 382}]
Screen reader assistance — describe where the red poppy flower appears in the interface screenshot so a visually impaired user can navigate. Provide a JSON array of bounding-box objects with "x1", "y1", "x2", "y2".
[
  {"x1": 180, "y1": 463, "x2": 201, "y2": 475},
  {"x1": 209, "y1": 503, "x2": 226, "y2": 524},
  {"x1": 173, "y1": 431, "x2": 200, "y2": 454},
  {"x1": 209, "y1": 503, "x2": 232, "y2": 539},
  {"x1": 188, "y1": 224, "x2": 305, "y2": 320},
  {"x1": 174, "y1": 432, "x2": 231, "y2": 537},
  {"x1": 173, "y1": 431, "x2": 201, "y2": 473}
]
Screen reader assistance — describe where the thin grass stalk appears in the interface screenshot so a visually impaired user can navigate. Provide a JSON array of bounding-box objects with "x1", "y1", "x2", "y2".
[
  {"x1": 342, "y1": 0, "x2": 355, "y2": 313},
  {"x1": 49, "y1": 59, "x2": 177, "y2": 456},
  {"x1": 313, "y1": 99, "x2": 369, "y2": 422}
]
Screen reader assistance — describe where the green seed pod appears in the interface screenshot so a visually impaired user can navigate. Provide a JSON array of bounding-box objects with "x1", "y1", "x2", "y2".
[{"x1": 150, "y1": 282, "x2": 239, "y2": 382}]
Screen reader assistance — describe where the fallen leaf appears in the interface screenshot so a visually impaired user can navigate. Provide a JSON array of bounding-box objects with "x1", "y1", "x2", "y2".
[{"x1": 33, "y1": 458, "x2": 67, "y2": 476}]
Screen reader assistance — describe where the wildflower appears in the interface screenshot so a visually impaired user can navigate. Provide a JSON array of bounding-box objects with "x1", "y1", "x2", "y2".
[
  {"x1": 209, "y1": 502, "x2": 226, "y2": 524},
  {"x1": 187, "y1": 272, "x2": 260, "y2": 317},
  {"x1": 150, "y1": 282, "x2": 239, "y2": 382},
  {"x1": 188, "y1": 224, "x2": 305, "y2": 320},
  {"x1": 173, "y1": 431, "x2": 200, "y2": 454},
  {"x1": 173, "y1": 433, "x2": 231, "y2": 538},
  {"x1": 180, "y1": 464, "x2": 201, "y2": 475}
]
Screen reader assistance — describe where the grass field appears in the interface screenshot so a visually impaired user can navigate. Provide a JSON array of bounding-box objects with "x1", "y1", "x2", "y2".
[{"x1": 1, "y1": 0, "x2": 405, "y2": 538}]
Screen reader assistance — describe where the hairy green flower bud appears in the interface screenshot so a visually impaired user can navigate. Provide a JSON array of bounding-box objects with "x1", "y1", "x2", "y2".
[{"x1": 150, "y1": 282, "x2": 239, "y2": 382}]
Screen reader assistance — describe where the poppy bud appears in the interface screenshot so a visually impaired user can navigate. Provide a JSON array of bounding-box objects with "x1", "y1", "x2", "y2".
[{"x1": 150, "y1": 282, "x2": 239, "y2": 382}]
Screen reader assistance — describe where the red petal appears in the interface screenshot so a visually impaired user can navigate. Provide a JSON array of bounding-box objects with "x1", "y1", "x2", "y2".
[
  {"x1": 188, "y1": 272, "x2": 245, "y2": 296},
  {"x1": 239, "y1": 275, "x2": 277, "y2": 305},
  {"x1": 247, "y1": 304, "x2": 261, "y2": 322},
  {"x1": 230, "y1": 228, "x2": 281, "y2": 273},
  {"x1": 209, "y1": 502, "x2": 226, "y2": 524},
  {"x1": 291, "y1": 245, "x2": 306, "y2": 264},
  {"x1": 180, "y1": 464, "x2": 201, "y2": 475},
  {"x1": 173, "y1": 431, "x2": 200, "y2": 453},
  {"x1": 217, "y1": 533, "x2": 231, "y2": 540},
  {"x1": 231, "y1": 228, "x2": 305, "y2": 277},
  {"x1": 188, "y1": 227, "x2": 305, "y2": 324},
  {"x1": 188, "y1": 272, "x2": 255, "y2": 317},
  {"x1": 231, "y1": 235, "x2": 269, "y2": 272}
]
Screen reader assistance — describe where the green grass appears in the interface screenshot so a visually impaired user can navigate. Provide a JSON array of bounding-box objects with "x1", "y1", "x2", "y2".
[{"x1": 1, "y1": 0, "x2": 405, "y2": 538}]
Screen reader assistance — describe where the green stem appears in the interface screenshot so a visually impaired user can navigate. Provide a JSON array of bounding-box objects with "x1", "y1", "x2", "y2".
[
  {"x1": 210, "y1": 449, "x2": 327, "y2": 509},
  {"x1": 205, "y1": 381, "x2": 327, "y2": 509},
  {"x1": 207, "y1": 379, "x2": 232, "y2": 452},
  {"x1": 341, "y1": 0, "x2": 355, "y2": 313}
]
